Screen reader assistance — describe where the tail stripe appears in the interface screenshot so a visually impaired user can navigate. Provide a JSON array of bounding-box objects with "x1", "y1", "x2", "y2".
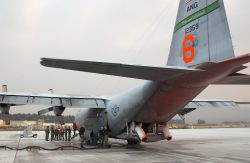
[{"x1": 174, "y1": 0, "x2": 220, "y2": 33}]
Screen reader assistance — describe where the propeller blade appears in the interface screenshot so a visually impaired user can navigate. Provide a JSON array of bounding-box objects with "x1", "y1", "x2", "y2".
[{"x1": 38, "y1": 107, "x2": 54, "y2": 116}]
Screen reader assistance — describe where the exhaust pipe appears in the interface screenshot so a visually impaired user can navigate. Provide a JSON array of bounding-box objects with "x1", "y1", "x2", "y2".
[{"x1": 135, "y1": 125, "x2": 147, "y2": 141}]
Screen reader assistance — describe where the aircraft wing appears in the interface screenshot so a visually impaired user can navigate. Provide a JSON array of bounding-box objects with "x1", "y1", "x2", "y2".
[
  {"x1": 213, "y1": 74, "x2": 250, "y2": 85},
  {"x1": 0, "y1": 92, "x2": 106, "y2": 108},
  {"x1": 40, "y1": 58, "x2": 201, "y2": 81}
]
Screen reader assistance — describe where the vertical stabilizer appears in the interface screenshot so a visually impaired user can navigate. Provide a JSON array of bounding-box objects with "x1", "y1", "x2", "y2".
[{"x1": 167, "y1": 0, "x2": 235, "y2": 67}]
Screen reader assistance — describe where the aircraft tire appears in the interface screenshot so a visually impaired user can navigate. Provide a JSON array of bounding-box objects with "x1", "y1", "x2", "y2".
[{"x1": 127, "y1": 140, "x2": 141, "y2": 145}]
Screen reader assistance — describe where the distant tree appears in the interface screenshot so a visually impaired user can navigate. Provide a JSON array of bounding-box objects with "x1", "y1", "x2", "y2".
[
  {"x1": 169, "y1": 119, "x2": 185, "y2": 125},
  {"x1": 197, "y1": 119, "x2": 206, "y2": 125},
  {"x1": 0, "y1": 113, "x2": 75, "y2": 123}
]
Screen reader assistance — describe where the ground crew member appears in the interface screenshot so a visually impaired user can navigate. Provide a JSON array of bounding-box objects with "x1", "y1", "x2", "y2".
[
  {"x1": 68, "y1": 126, "x2": 72, "y2": 141},
  {"x1": 90, "y1": 130, "x2": 95, "y2": 145},
  {"x1": 79, "y1": 126, "x2": 85, "y2": 148},
  {"x1": 58, "y1": 126, "x2": 62, "y2": 141},
  {"x1": 60, "y1": 126, "x2": 65, "y2": 141},
  {"x1": 98, "y1": 127, "x2": 104, "y2": 146},
  {"x1": 64, "y1": 126, "x2": 68, "y2": 141},
  {"x1": 103, "y1": 126, "x2": 109, "y2": 145},
  {"x1": 50, "y1": 125, "x2": 55, "y2": 141},
  {"x1": 55, "y1": 126, "x2": 59, "y2": 141},
  {"x1": 73, "y1": 123, "x2": 77, "y2": 136},
  {"x1": 45, "y1": 126, "x2": 50, "y2": 141}
]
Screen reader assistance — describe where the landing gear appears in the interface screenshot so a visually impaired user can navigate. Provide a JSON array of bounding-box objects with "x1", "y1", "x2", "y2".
[{"x1": 127, "y1": 140, "x2": 141, "y2": 145}]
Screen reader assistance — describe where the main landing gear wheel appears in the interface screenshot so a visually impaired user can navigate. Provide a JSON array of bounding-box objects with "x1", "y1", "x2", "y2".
[{"x1": 127, "y1": 140, "x2": 141, "y2": 145}]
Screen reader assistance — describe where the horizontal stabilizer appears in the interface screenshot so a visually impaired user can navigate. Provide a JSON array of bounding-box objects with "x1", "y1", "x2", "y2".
[
  {"x1": 220, "y1": 54, "x2": 250, "y2": 66},
  {"x1": 235, "y1": 101, "x2": 250, "y2": 105},
  {"x1": 40, "y1": 58, "x2": 200, "y2": 81},
  {"x1": 185, "y1": 100, "x2": 239, "y2": 109},
  {"x1": 180, "y1": 99, "x2": 250, "y2": 116}
]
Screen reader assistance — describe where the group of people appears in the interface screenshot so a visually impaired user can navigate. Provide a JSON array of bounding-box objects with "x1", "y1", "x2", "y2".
[
  {"x1": 79, "y1": 126, "x2": 109, "y2": 148},
  {"x1": 45, "y1": 124, "x2": 109, "y2": 148},
  {"x1": 45, "y1": 125, "x2": 73, "y2": 142}
]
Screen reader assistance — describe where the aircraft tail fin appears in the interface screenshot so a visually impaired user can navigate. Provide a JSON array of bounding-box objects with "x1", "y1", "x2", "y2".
[{"x1": 167, "y1": 0, "x2": 235, "y2": 67}]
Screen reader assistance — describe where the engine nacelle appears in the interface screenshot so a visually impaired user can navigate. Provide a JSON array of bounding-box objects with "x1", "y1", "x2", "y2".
[
  {"x1": 53, "y1": 106, "x2": 65, "y2": 116},
  {"x1": 53, "y1": 106, "x2": 65, "y2": 124},
  {"x1": 1, "y1": 85, "x2": 11, "y2": 125},
  {"x1": 0, "y1": 104, "x2": 11, "y2": 125},
  {"x1": 0, "y1": 85, "x2": 10, "y2": 114},
  {"x1": 0, "y1": 104, "x2": 10, "y2": 114}
]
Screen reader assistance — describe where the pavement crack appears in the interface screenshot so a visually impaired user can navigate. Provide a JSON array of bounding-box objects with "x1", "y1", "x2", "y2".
[{"x1": 13, "y1": 137, "x2": 21, "y2": 163}]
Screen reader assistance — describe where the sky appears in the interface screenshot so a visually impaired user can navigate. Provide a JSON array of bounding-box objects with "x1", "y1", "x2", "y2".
[{"x1": 0, "y1": 0, "x2": 250, "y2": 123}]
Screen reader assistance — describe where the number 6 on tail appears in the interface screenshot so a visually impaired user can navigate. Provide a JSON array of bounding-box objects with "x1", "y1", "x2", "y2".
[{"x1": 182, "y1": 34, "x2": 195, "y2": 63}]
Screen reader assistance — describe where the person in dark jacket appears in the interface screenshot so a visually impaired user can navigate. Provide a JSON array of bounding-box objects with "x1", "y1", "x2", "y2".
[
  {"x1": 73, "y1": 123, "x2": 77, "y2": 136},
  {"x1": 68, "y1": 126, "x2": 72, "y2": 141},
  {"x1": 45, "y1": 126, "x2": 50, "y2": 141},
  {"x1": 50, "y1": 125, "x2": 55, "y2": 141},
  {"x1": 98, "y1": 127, "x2": 105, "y2": 145},
  {"x1": 79, "y1": 127, "x2": 85, "y2": 148},
  {"x1": 90, "y1": 130, "x2": 95, "y2": 145},
  {"x1": 64, "y1": 126, "x2": 68, "y2": 141},
  {"x1": 55, "y1": 126, "x2": 59, "y2": 141}
]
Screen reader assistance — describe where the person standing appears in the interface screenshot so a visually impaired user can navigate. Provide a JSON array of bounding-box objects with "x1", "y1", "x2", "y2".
[
  {"x1": 45, "y1": 126, "x2": 50, "y2": 141},
  {"x1": 90, "y1": 130, "x2": 95, "y2": 145},
  {"x1": 50, "y1": 125, "x2": 55, "y2": 141},
  {"x1": 68, "y1": 126, "x2": 72, "y2": 141},
  {"x1": 61, "y1": 126, "x2": 65, "y2": 141},
  {"x1": 55, "y1": 126, "x2": 59, "y2": 141},
  {"x1": 103, "y1": 126, "x2": 109, "y2": 145},
  {"x1": 79, "y1": 127, "x2": 85, "y2": 148},
  {"x1": 64, "y1": 126, "x2": 68, "y2": 141},
  {"x1": 98, "y1": 127, "x2": 104, "y2": 146},
  {"x1": 73, "y1": 123, "x2": 77, "y2": 136}
]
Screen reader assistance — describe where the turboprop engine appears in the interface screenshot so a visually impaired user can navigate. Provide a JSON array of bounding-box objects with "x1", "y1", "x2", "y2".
[
  {"x1": 0, "y1": 104, "x2": 11, "y2": 125},
  {"x1": 0, "y1": 104, "x2": 10, "y2": 114},
  {"x1": 0, "y1": 85, "x2": 10, "y2": 114},
  {"x1": 37, "y1": 89, "x2": 65, "y2": 124},
  {"x1": 38, "y1": 105, "x2": 65, "y2": 124},
  {"x1": 53, "y1": 106, "x2": 66, "y2": 116}
]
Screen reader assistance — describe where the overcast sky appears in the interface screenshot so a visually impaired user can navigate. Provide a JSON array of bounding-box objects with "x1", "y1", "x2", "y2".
[{"x1": 0, "y1": 0, "x2": 250, "y2": 123}]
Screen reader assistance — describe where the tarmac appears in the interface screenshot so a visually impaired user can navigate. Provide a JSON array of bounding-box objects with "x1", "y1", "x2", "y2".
[{"x1": 0, "y1": 128, "x2": 250, "y2": 163}]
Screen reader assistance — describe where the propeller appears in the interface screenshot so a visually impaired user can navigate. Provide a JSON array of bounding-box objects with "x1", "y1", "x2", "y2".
[
  {"x1": 37, "y1": 106, "x2": 65, "y2": 125},
  {"x1": 37, "y1": 89, "x2": 66, "y2": 124},
  {"x1": 38, "y1": 106, "x2": 54, "y2": 116}
]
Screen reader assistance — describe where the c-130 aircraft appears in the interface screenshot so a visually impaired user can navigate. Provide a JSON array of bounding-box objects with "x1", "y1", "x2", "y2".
[{"x1": 1, "y1": 0, "x2": 250, "y2": 144}]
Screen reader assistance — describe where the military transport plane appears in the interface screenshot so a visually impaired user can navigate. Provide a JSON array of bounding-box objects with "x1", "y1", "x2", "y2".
[{"x1": 1, "y1": 0, "x2": 250, "y2": 144}]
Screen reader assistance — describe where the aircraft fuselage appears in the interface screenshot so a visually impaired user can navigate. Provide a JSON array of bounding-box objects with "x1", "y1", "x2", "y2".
[{"x1": 74, "y1": 59, "x2": 243, "y2": 138}]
